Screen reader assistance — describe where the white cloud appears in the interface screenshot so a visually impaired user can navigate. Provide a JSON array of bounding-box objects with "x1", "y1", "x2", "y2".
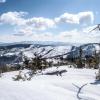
[
  {"x1": 57, "y1": 28, "x2": 100, "y2": 43},
  {"x1": 0, "y1": 11, "x2": 97, "y2": 43},
  {"x1": 0, "y1": 11, "x2": 94, "y2": 33},
  {"x1": 0, "y1": 0, "x2": 6, "y2": 3},
  {"x1": 14, "y1": 26, "x2": 33, "y2": 36},
  {"x1": 55, "y1": 11, "x2": 94, "y2": 25},
  {"x1": 78, "y1": 11, "x2": 94, "y2": 24},
  {"x1": 0, "y1": 11, "x2": 94, "y2": 28},
  {"x1": 26, "y1": 17, "x2": 55, "y2": 30},
  {"x1": 0, "y1": 12, "x2": 26, "y2": 25},
  {"x1": 0, "y1": 12, "x2": 55, "y2": 31},
  {"x1": 1, "y1": 27, "x2": 100, "y2": 44},
  {"x1": 55, "y1": 13, "x2": 79, "y2": 24}
]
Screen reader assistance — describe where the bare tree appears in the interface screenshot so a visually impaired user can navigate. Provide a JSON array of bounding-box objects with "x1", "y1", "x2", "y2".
[{"x1": 23, "y1": 48, "x2": 54, "y2": 75}]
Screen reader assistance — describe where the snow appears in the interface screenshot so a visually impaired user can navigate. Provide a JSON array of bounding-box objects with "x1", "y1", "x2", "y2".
[
  {"x1": 22, "y1": 45, "x2": 72, "y2": 58},
  {"x1": 0, "y1": 66, "x2": 100, "y2": 100}
]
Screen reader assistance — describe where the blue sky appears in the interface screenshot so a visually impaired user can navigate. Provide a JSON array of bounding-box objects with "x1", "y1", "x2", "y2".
[{"x1": 0, "y1": 0, "x2": 100, "y2": 43}]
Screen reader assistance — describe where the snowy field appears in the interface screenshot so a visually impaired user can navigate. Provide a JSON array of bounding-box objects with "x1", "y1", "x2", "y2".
[{"x1": 0, "y1": 66, "x2": 100, "y2": 100}]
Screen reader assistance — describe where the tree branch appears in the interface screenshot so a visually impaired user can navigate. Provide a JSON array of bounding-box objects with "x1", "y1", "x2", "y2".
[{"x1": 72, "y1": 83, "x2": 88, "y2": 100}]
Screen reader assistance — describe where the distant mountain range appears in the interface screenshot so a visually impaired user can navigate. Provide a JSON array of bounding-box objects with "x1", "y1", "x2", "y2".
[{"x1": 0, "y1": 41, "x2": 81, "y2": 46}]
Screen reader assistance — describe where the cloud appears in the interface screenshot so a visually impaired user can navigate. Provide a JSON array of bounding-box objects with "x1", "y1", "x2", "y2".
[
  {"x1": 1, "y1": 26, "x2": 100, "y2": 44},
  {"x1": 0, "y1": 0, "x2": 6, "y2": 3},
  {"x1": 0, "y1": 11, "x2": 94, "y2": 33},
  {"x1": 57, "y1": 28, "x2": 100, "y2": 43},
  {"x1": 12, "y1": 33, "x2": 26, "y2": 36},
  {"x1": 0, "y1": 11, "x2": 97, "y2": 44},
  {"x1": 26, "y1": 17, "x2": 55, "y2": 30},
  {"x1": 0, "y1": 32, "x2": 55, "y2": 43},
  {"x1": 13, "y1": 26, "x2": 33, "y2": 36},
  {"x1": 55, "y1": 11, "x2": 94, "y2": 25},
  {"x1": 55, "y1": 13, "x2": 79, "y2": 24},
  {"x1": 78, "y1": 11, "x2": 94, "y2": 25},
  {"x1": 0, "y1": 11, "x2": 94, "y2": 27},
  {"x1": 0, "y1": 11, "x2": 26, "y2": 25},
  {"x1": 0, "y1": 11, "x2": 55, "y2": 31}
]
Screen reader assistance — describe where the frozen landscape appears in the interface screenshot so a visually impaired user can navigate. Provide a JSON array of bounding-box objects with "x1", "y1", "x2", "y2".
[
  {"x1": 0, "y1": 66, "x2": 100, "y2": 100},
  {"x1": 0, "y1": 42, "x2": 100, "y2": 100},
  {"x1": 0, "y1": 0, "x2": 100, "y2": 100}
]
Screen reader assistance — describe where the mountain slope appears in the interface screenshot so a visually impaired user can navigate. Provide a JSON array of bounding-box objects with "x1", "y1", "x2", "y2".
[{"x1": 0, "y1": 42, "x2": 100, "y2": 65}]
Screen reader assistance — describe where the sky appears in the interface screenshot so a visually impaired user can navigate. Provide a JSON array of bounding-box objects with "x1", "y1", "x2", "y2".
[{"x1": 0, "y1": 0, "x2": 100, "y2": 43}]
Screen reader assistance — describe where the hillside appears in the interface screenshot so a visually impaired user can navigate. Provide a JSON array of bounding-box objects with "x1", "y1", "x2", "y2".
[{"x1": 0, "y1": 42, "x2": 100, "y2": 67}]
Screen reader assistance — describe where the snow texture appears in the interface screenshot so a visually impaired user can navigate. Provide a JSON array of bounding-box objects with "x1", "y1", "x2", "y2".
[{"x1": 0, "y1": 66, "x2": 100, "y2": 100}]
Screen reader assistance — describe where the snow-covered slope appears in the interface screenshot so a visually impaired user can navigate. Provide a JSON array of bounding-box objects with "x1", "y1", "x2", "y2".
[
  {"x1": 0, "y1": 44, "x2": 72, "y2": 64},
  {"x1": 0, "y1": 66, "x2": 99, "y2": 100},
  {"x1": 81, "y1": 43, "x2": 100, "y2": 56},
  {"x1": 0, "y1": 42, "x2": 100, "y2": 65},
  {"x1": 68, "y1": 43, "x2": 100, "y2": 58},
  {"x1": 23, "y1": 45, "x2": 72, "y2": 58}
]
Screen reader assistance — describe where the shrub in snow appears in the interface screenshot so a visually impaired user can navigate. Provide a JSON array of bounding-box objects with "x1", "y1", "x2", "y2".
[{"x1": 12, "y1": 71, "x2": 26, "y2": 81}]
